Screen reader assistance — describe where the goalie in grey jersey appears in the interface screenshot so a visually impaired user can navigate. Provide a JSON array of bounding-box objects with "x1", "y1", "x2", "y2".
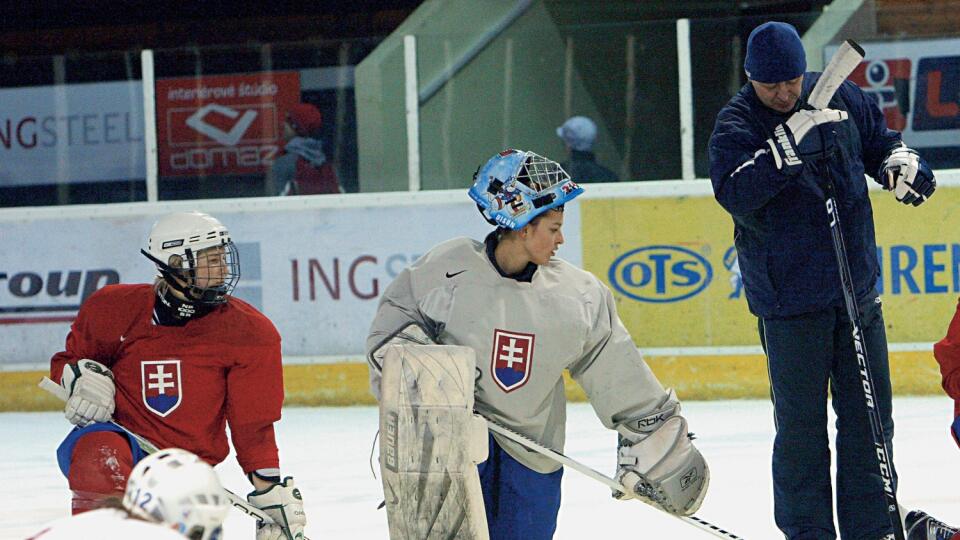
[{"x1": 366, "y1": 148, "x2": 709, "y2": 539}]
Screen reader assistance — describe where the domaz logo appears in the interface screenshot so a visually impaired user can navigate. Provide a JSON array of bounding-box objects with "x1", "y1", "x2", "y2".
[{"x1": 608, "y1": 246, "x2": 712, "y2": 303}]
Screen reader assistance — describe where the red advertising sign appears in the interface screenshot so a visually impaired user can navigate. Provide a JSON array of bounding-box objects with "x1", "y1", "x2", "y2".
[
  {"x1": 156, "y1": 72, "x2": 301, "y2": 176},
  {"x1": 850, "y1": 59, "x2": 912, "y2": 131},
  {"x1": 825, "y1": 38, "x2": 960, "y2": 151}
]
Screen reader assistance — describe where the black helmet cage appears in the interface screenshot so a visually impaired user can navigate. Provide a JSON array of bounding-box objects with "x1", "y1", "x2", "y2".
[{"x1": 141, "y1": 239, "x2": 240, "y2": 305}]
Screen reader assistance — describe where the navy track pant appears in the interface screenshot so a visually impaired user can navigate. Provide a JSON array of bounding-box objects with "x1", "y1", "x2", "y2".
[{"x1": 760, "y1": 297, "x2": 897, "y2": 540}]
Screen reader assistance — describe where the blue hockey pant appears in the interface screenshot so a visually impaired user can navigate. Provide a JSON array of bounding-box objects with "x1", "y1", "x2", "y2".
[{"x1": 478, "y1": 433, "x2": 563, "y2": 540}]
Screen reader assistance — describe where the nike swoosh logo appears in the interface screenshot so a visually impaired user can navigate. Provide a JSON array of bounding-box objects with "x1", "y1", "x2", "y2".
[
  {"x1": 445, "y1": 270, "x2": 467, "y2": 278},
  {"x1": 120, "y1": 335, "x2": 126, "y2": 342}
]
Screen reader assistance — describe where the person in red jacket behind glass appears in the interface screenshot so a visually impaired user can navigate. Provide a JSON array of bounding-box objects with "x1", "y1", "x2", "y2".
[
  {"x1": 51, "y1": 211, "x2": 307, "y2": 540},
  {"x1": 265, "y1": 102, "x2": 341, "y2": 196}
]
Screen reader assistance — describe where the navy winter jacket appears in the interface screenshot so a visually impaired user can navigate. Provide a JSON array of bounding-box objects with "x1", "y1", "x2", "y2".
[{"x1": 709, "y1": 73, "x2": 902, "y2": 318}]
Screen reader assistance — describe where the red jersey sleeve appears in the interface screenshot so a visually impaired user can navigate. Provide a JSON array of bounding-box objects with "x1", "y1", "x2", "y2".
[
  {"x1": 933, "y1": 298, "x2": 960, "y2": 423},
  {"x1": 934, "y1": 299, "x2": 960, "y2": 400},
  {"x1": 225, "y1": 305, "x2": 284, "y2": 474},
  {"x1": 49, "y1": 286, "x2": 126, "y2": 381}
]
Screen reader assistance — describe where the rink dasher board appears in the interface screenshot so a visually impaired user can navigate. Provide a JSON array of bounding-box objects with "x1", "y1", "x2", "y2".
[{"x1": 1, "y1": 171, "x2": 958, "y2": 410}]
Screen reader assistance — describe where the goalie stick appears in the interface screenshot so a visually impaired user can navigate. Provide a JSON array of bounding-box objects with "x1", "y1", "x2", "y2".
[
  {"x1": 484, "y1": 417, "x2": 748, "y2": 540},
  {"x1": 38, "y1": 376, "x2": 280, "y2": 527},
  {"x1": 808, "y1": 39, "x2": 906, "y2": 540}
]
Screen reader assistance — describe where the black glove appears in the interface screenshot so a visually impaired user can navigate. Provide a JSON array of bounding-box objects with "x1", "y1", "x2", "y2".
[
  {"x1": 878, "y1": 147, "x2": 936, "y2": 206},
  {"x1": 765, "y1": 108, "x2": 849, "y2": 173}
]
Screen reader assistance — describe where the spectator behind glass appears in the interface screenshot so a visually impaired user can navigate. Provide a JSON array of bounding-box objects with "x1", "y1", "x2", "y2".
[
  {"x1": 265, "y1": 103, "x2": 342, "y2": 196},
  {"x1": 555, "y1": 116, "x2": 619, "y2": 183}
]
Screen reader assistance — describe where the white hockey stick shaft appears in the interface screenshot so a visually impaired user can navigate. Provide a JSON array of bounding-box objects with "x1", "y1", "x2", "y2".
[
  {"x1": 38, "y1": 376, "x2": 277, "y2": 525},
  {"x1": 485, "y1": 418, "x2": 748, "y2": 540},
  {"x1": 807, "y1": 39, "x2": 865, "y2": 109}
]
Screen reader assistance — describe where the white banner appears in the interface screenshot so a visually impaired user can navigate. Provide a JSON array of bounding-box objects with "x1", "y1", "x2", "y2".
[
  {"x1": 0, "y1": 81, "x2": 145, "y2": 187},
  {"x1": 0, "y1": 195, "x2": 583, "y2": 367}
]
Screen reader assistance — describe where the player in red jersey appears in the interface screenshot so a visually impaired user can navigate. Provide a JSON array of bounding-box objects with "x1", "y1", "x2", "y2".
[
  {"x1": 50, "y1": 211, "x2": 306, "y2": 540},
  {"x1": 905, "y1": 298, "x2": 960, "y2": 540},
  {"x1": 934, "y1": 298, "x2": 960, "y2": 450}
]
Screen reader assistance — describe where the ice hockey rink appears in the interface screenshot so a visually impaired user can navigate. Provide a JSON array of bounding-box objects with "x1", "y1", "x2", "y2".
[{"x1": 4, "y1": 396, "x2": 957, "y2": 539}]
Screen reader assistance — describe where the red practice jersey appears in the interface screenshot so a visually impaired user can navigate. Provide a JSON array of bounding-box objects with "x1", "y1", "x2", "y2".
[
  {"x1": 50, "y1": 284, "x2": 283, "y2": 474},
  {"x1": 933, "y1": 298, "x2": 960, "y2": 434}
]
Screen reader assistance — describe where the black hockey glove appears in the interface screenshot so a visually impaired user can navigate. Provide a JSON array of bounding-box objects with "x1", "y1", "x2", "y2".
[
  {"x1": 878, "y1": 147, "x2": 936, "y2": 206},
  {"x1": 765, "y1": 108, "x2": 848, "y2": 174}
]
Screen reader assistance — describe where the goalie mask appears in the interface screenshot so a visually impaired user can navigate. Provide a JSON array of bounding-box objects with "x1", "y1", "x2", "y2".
[
  {"x1": 123, "y1": 449, "x2": 229, "y2": 540},
  {"x1": 141, "y1": 212, "x2": 240, "y2": 305},
  {"x1": 469, "y1": 149, "x2": 583, "y2": 230}
]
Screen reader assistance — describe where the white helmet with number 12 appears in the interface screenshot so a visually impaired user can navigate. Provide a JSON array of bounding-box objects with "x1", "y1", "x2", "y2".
[{"x1": 123, "y1": 448, "x2": 230, "y2": 540}]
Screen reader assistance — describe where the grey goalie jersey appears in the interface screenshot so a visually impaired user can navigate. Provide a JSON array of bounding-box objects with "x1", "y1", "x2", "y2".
[{"x1": 366, "y1": 237, "x2": 669, "y2": 473}]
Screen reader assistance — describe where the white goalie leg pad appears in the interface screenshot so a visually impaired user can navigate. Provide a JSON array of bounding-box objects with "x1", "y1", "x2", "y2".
[
  {"x1": 616, "y1": 415, "x2": 709, "y2": 516},
  {"x1": 379, "y1": 344, "x2": 489, "y2": 540}
]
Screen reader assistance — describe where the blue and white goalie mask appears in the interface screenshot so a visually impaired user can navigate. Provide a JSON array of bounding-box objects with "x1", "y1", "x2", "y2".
[{"x1": 468, "y1": 149, "x2": 583, "y2": 230}]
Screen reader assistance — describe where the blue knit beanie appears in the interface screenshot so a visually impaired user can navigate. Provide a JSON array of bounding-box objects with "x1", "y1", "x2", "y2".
[{"x1": 744, "y1": 22, "x2": 806, "y2": 83}]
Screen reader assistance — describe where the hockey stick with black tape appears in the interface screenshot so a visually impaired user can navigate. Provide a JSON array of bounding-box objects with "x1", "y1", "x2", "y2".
[
  {"x1": 484, "y1": 417, "x2": 748, "y2": 539},
  {"x1": 822, "y1": 185, "x2": 905, "y2": 540},
  {"x1": 808, "y1": 38, "x2": 905, "y2": 540},
  {"x1": 38, "y1": 376, "x2": 280, "y2": 527}
]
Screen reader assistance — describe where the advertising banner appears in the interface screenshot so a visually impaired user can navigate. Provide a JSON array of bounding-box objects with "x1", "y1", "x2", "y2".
[
  {"x1": 582, "y1": 186, "x2": 960, "y2": 348},
  {"x1": 826, "y1": 38, "x2": 960, "y2": 150},
  {"x1": 0, "y1": 197, "x2": 583, "y2": 367},
  {"x1": 5, "y1": 180, "x2": 955, "y2": 368},
  {"x1": 155, "y1": 72, "x2": 301, "y2": 177},
  {"x1": 0, "y1": 81, "x2": 145, "y2": 187}
]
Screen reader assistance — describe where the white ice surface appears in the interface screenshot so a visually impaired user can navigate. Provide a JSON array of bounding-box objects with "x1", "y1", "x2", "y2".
[{"x1": 4, "y1": 397, "x2": 958, "y2": 539}]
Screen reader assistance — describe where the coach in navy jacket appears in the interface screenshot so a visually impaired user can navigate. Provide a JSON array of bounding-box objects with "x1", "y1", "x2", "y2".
[{"x1": 708, "y1": 22, "x2": 935, "y2": 540}]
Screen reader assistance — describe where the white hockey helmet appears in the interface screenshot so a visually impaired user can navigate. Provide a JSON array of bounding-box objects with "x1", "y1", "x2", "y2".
[
  {"x1": 123, "y1": 448, "x2": 230, "y2": 540},
  {"x1": 141, "y1": 211, "x2": 240, "y2": 304}
]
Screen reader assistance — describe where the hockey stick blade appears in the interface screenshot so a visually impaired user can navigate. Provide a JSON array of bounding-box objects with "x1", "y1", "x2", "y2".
[
  {"x1": 38, "y1": 376, "x2": 279, "y2": 527},
  {"x1": 484, "y1": 417, "x2": 748, "y2": 539},
  {"x1": 807, "y1": 39, "x2": 865, "y2": 109}
]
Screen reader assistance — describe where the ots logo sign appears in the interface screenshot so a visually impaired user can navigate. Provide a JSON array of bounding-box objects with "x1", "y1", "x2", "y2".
[
  {"x1": 851, "y1": 59, "x2": 912, "y2": 131},
  {"x1": 608, "y1": 246, "x2": 712, "y2": 303}
]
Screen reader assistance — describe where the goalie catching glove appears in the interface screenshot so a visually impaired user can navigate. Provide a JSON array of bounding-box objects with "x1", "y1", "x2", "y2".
[
  {"x1": 60, "y1": 359, "x2": 115, "y2": 426},
  {"x1": 247, "y1": 477, "x2": 307, "y2": 540},
  {"x1": 765, "y1": 107, "x2": 848, "y2": 172},
  {"x1": 613, "y1": 389, "x2": 709, "y2": 516},
  {"x1": 878, "y1": 146, "x2": 936, "y2": 206}
]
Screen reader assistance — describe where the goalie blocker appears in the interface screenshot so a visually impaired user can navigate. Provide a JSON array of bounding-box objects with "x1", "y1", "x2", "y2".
[
  {"x1": 378, "y1": 343, "x2": 490, "y2": 539},
  {"x1": 615, "y1": 389, "x2": 710, "y2": 516}
]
